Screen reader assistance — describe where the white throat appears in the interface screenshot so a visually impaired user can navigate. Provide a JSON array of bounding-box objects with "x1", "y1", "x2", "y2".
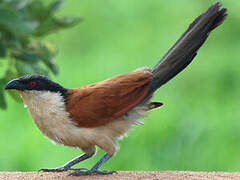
[{"x1": 19, "y1": 90, "x2": 73, "y2": 144}]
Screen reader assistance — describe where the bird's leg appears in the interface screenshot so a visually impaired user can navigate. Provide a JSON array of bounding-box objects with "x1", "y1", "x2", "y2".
[
  {"x1": 70, "y1": 153, "x2": 116, "y2": 176},
  {"x1": 40, "y1": 152, "x2": 95, "y2": 172}
]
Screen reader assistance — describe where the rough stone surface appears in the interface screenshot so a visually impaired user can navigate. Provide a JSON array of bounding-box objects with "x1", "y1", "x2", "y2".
[{"x1": 1, "y1": 171, "x2": 240, "y2": 180}]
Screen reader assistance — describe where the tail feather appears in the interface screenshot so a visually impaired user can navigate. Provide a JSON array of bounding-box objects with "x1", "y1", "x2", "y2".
[{"x1": 149, "y1": 2, "x2": 227, "y2": 94}]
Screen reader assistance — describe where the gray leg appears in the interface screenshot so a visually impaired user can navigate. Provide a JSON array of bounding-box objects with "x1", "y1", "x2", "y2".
[
  {"x1": 70, "y1": 153, "x2": 116, "y2": 176},
  {"x1": 40, "y1": 152, "x2": 95, "y2": 172}
]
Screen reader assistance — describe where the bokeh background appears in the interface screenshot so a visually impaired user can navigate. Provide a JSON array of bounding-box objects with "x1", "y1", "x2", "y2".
[{"x1": 0, "y1": 0, "x2": 240, "y2": 172}]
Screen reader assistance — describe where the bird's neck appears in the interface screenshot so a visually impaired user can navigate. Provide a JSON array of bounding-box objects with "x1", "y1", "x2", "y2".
[
  {"x1": 19, "y1": 90, "x2": 67, "y2": 127},
  {"x1": 45, "y1": 82, "x2": 68, "y2": 99},
  {"x1": 20, "y1": 90, "x2": 66, "y2": 109},
  {"x1": 19, "y1": 90, "x2": 73, "y2": 143}
]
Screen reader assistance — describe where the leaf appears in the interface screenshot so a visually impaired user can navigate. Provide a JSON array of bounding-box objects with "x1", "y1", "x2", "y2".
[
  {"x1": 6, "y1": 0, "x2": 29, "y2": 10},
  {"x1": 55, "y1": 16, "x2": 82, "y2": 28},
  {"x1": 3, "y1": 32, "x2": 22, "y2": 49},
  {"x1": 48, "y1": 0, "x2": 65, "y2": 14},
  {"x1": 42, "y1": 56, "x2": 58, "y2": 75},
  {"x1": 0, "y1": 7, "x2": 37, "y2": 37},
  {"x1": 32, "y1": 17, "x2": 57, "y2": 36},
  {"x1": 0, "y1": 78, "x2": 7, "y2": 109},
  {"x1": 33, "y1": 16, "x2": 82, "y2": 37},
  {"x1": 15, "y1": 60, "x2": 48, "y2": 76},
  {"x1": 0, "y1": 41, "x2": 6, "y2": 58},
  {"x1": 27, "y1": 0, "x2": 66, "y2": 23},
  {"x1": 12, "y1": 50, "x2": 40, "y2": 63},
  {"x1": 27, "y1": 1, "x2": 50, "y2": 22},
  {"x1": 36, "y1": 43, "x2": 59, "y2": 74}
]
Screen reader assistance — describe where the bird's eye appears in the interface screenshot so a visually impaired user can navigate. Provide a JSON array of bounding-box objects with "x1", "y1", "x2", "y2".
[{"x1": 29, "y1": 81, "x2": 37, "y2": 87}]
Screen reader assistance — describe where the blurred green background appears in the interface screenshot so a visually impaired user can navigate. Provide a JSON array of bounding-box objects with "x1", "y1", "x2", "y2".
[{"x1": 0, "y1": 0, "x2": 240, "y2": 172}]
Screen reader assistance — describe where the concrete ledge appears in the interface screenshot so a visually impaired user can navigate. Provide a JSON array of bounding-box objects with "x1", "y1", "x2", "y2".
[{"x1": 1, "y1": 171, "x2": 240, "y2": 180}]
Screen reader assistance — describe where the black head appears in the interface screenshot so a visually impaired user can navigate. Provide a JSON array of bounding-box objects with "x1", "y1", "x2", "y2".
[{"x1": 5, "y1": 74, "x2": 68, "y2": 97}]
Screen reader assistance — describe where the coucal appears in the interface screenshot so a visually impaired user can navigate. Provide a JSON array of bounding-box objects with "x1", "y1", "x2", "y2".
[{"x1": 5, "y1": 2, "x2": 227, "y2": 176}]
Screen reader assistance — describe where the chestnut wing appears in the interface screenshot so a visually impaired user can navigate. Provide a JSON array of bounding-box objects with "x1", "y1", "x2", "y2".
[{"x1": 66, "y1": 69, "x2": 153, "y2": 128}]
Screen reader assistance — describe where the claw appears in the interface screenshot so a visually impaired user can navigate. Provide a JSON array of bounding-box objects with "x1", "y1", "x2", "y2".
[
  {"x1": 94, "y1": 170, "x2": 116, "y2": 175},
  {"x1": 39, "y1": 167, "x2": 88, "y2": 172},
  {"x1": 39, "y1": 167, "x2": 68, "y2": 172},
  {"x1": 69, "y1": 169, "x2": 116, "y2": 176}
]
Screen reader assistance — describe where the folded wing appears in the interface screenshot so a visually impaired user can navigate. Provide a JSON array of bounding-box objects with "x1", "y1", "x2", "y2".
[{"x1": 66, "y1": 68, "x2": 153, "y2": 128}]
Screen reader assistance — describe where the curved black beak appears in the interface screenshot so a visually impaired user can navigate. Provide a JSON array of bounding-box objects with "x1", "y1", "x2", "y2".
[{"x1": 5, "y1": 79, "x2": 21, "y2": 90}]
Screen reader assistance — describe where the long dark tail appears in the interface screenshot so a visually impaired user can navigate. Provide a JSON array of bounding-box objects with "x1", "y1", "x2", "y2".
[{"x1": 149, "y1": 2, "x2": 227, "y2": 94}]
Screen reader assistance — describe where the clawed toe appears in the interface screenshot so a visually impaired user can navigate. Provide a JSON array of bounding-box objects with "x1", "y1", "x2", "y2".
[
  {"x1": 69, "y1": 169, "x2": 116, "y2": 176},
  {"x1": 69, "y1": 170, "x2": 90, "y2": 176},
  {"x1": 39, "y1": 167, "x2": 89, "y2": 172},
  {"x1": 94, "y1": 170, "x2": 116, "y2": 175},
  {"x1": 39, "y1": 167, "x2": 68, "y2": 172}
]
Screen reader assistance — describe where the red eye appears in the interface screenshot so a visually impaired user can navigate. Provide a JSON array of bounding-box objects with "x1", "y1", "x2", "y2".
[{"x1": 30, "y1": 81, "x2": 36, "y2": 87}]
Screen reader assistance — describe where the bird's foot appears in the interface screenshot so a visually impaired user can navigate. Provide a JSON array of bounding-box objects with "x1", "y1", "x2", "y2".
[
  {"x1": 69, "y1": 169, "x2": 116, "y2": 176},
  {"x1": 39, "y1": 167, "x2": 88, "y2": 172}
]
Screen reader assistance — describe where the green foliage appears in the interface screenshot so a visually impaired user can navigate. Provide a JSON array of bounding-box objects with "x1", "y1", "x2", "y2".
[{"x1": 0, "y1": 0, "x2": 81, "y2": 109}]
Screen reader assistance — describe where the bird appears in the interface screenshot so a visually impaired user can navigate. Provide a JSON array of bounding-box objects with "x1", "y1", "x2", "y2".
[{"x1": 5, "y1": 2, "x2": 227, "y2": 176}]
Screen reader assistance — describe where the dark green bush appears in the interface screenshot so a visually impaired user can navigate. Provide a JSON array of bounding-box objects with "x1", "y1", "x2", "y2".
[{"x1": 0, "y1": 0, "x2": 81, "y2": 109}]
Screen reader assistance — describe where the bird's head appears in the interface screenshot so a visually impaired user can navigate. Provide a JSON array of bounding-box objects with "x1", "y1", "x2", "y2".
[{"x1": 5, "y1": 74, "x2": 68, "y2": 97}]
